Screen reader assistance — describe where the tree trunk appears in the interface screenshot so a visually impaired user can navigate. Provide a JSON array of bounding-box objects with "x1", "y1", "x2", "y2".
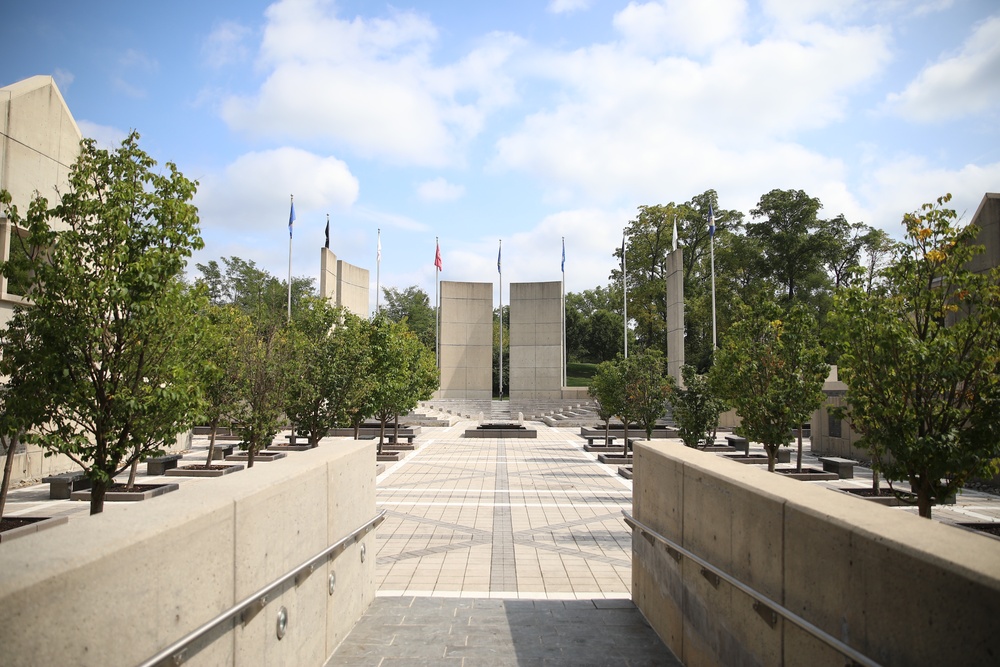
[
  {"x1": 0, "y1": 433, "x2": 19, "y2": 518},
  {"x1": 353, "y1": 421, "x2": 360, "y2": 440},
  {"x1": 126, "y1": 457, "x2": 139, "y2": 490},
  {"x1": 247, "y1": 441, "x2": 255, "y2": 469},
  {"x1": 309, "y1": 433, "x2": 320, "y2": 447},
  {"x1": 393, "y1": 414, "x2": 400, "y2": 443},
  {"x1": 915, "y1": 477, "x2": 933, "y2": 518},
  {"x1": 872, "y1": 468, "x2": 880, "y2": 494},
  {"x1": 205, "y1": 418, "x2": 218, "y2": 466},
  {"x1": 766, "y1": 445, "x2": 776, "y2": 472},
  {"x1": 90, "y1": 478, "x2": 107, "y2": 515},
  {"x1": 378, "y1": 418, "x2": 386, "y2": 455},
  {"x1": 622, "y1": 421, "x2": 630, "y2": 457},
  {"x1": 796, "y1": 424, "x2": 803, "y2": 473},
  {"x1": 604, "y1": 420, "x2": 611, "y2": 445}
]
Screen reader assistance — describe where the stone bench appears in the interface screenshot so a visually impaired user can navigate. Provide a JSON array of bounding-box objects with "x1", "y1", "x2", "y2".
[
  {"x1": 819, "y1": 456, "x2": 857, "y2": 479},
  {"x1": 42, "y1": 471, "x2": 90, "y2": 500},
  {"x1": 210, "y1": 444, "x2": 235, "y2": 460},
  {"x1": 386, "y1": 434, "x2": 415, "y2": 444},
  {"x1": 144, "y1": 454, "x2": 182, "y2": 475},
  {"x1": 584, "y1": 435, "x2": 617, "y2": 445},
  {"x1": 725, "y1": 435, "x2": 750, "y2": 455}
]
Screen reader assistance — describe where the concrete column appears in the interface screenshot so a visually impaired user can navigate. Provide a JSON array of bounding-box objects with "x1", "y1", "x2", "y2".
[
  {"x1": 439, "y1": 281, "x2": 493, "y2": 399},
  {"x1": 509, "y1": 281, "x2": 563, "y2": 400}
]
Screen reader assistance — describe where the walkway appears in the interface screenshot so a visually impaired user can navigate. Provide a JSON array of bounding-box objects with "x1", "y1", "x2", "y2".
[{"x1": 327, "y1": 419, "x2": 680, "y2": 665}]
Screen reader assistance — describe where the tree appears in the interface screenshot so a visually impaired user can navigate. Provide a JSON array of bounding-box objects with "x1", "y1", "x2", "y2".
[
  {"x1": 283, "y1": 299, "x2": 374, "y2": 446},
  {"x1": 492, "y1": 305, "x2": 509, "y2": 397},
  {"x1": 229, "y1": 319, "x2": 289, "y2": 467},
  {"x1": 382, "y1": 286, "x2": 435, "y2": 351},
  {"x1": 667, "y1": 365, "x2": 726, "y2": 449},
  {"x1": 626, "y1": 353, "x2": 671, "y2": 443},
  {"x1": 831, "y1": 195, "x2": 1000, "y2": 518},
  {"x1": 588, "y1": 359, "x2": 626, "y2": 445},
  {"x1": 0, "y1": 132, "x2": 206, "y2": 514},
  {"x1": 193, "y1": 304, "x2": 250, "y2": 464},
  {"x1": 712, "y1": 301, "x2": 829, "y2": 471},
  {"x1": 195, "y1": 256, "x2": 315, "y2": 324}
]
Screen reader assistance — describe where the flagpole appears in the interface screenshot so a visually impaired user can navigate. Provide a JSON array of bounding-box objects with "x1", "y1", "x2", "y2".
[
  {"x1": 623, "y1": 231, "x2": 628, "y2": 359},
  {"x1": 435, "y1": 237, "x2": 440, "y2": 369},
  {"x1": 287, "y1": 194, "x2": 294, "y2": 322},
  {"x1": 498, "y1": 239, "x2": 503, "y2": 401},
  {"x1": 710, "y1": 223, "x2": 717, "y2": 352},
  {"x1": 561, "y1": 237, "x2": 566, "y2": 388},
  {"x1": 376, "y1": 228, "x2": 381, "y2": 314}
]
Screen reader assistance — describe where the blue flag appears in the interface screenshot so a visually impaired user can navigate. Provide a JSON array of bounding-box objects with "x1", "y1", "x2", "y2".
[
  {"x1": 497, "y1": 242, "x2": 502, "y2": 274},
  {"x1": 288, "y1": 199, "x2": 296, "y2": 239},
  {"x1": 708, "y1": 203, "x2": 715, "y2": 238},
  {"x1": 561, "y1": 237, "x2": 565, "y2": 273}
]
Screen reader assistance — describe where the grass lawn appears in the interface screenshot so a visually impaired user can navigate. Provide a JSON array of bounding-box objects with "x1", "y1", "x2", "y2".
[{"x1": 566, "y1": 361, "x2": 598, "y2": 387}]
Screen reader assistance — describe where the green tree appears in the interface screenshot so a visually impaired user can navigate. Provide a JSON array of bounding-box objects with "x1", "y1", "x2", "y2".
[
  {"x1": 195, "y1": 256, "x2": 315, "y2": 324},
  {"x1": 626, "y1": 353, "x2": 671, "y2": 442},
  {"x1": 712, "y1": 302, "x2": 829, "y2": 471},
  {"x1": 831, "y1": 195, "x2": 1000, "y2": 518},
  {"x1": 588, "y1": 359, "x2": 626, "y2": 445},
  {"x1": 284, "y1": 299, "x2": 374, "y2": 446},
  {"x1": 382, "y1": 285, "x2": 436, "y2": 351},
  {"x1": 492, "y1": 305, "x2": 509, "y2": 397},
  {"x1": 194, "y1": 304, "x2": 250, "y2": 464},
  {"x1": 667, "y1": 365, "x2": 726, "y2": 449},
  {"x1": 229, "y1": 319, "x2": 289, "y2": 467},
  {"x1": 0, "y1": 132, "x2": 206, "y2": 514}
]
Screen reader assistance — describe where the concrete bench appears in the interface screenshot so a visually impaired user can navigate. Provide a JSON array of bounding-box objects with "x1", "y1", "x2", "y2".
[
  {"x1": 585, "y1": 435, "x2": 617, "y2": 445},
  {"x1": 144, "y1": 454, "x2": 182, "y2": 475},
  {"x1": 819, "y1": 456, "x2": 857, "y2": 479},
  {"x1": 42, "y1": 472, "x2": 90, "y2": 500},
  {"x1": 725, "y1": 435, "x2": 750, "y2": 455},
  {"x1": 210, "y1": 444, "x2": 235, "y2": 460},
  {"x1": 386, "y1": 434, "x2": 415, "y2": 444}
]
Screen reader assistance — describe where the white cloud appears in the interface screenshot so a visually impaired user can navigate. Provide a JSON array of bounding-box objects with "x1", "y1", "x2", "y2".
[
  {"x1": 219, "y1": 0, "x2": 520, "y2": 167},
  {"x1": 613, "y1": 0, "x2": 747, "y2": 56},
  {"x1": 885, "y1": 15, "x2": 1000, "y2": 122},
  {"x1": 195, "y1": 147, "x2": 359, "y2": 235},
  {"x1": 76, "y1": 120, "x2": 128, "y2": 150},
  {"x1": 548, "y1": 0, "x2": 593, "y2": 15},
  {"x1": 495, "y1": 22, "x2": 889, "y2": 207},
  {"x1": 202, "y1": 21, "x2": 252, "y2": 68},
  {"x1": 417, "y1": 177, "x2": 464, "y2": 202},
  {"x1": 52, "y1": 68, "x2": 74, "y2": 92}
]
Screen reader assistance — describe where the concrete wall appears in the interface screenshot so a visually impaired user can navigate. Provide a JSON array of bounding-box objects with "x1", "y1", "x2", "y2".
[
  {"x1": 969, "y1": 192, "x2": 999, "y2": 276},
  {"x1": 439, "y1": 281, "x2": 493, "y2": 399},
  {"x1": 509, "y1": 281, "x2": 563, "y2": 400},
  {"x1": 631, "y1": 441, "x2": 1000, "y2": 666},
  {"x1": 318, "y1": 248, "x2": 369, "y2": 319},
  {"x1": 0, "y1": 440, "x2": 377, "y2": 666},
  {"x1": 665, "y1": 248, "x2": 684, "y2": 384}
]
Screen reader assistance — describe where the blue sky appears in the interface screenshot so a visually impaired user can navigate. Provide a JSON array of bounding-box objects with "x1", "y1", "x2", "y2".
[{"x1": 3, "y1": 0, "x2": 999, "y2": 309}]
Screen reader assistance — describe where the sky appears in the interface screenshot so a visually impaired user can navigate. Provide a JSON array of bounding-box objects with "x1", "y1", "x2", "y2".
[{"x1": 3, "y1": 0, "x2": 999, "y2": 311}]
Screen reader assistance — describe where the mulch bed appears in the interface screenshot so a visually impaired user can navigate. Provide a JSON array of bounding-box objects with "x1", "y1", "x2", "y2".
[
  {"x1": 963, "y1": 523, "x2": 1000, "y2": 537},
  {"x1": 176, "y1": 465, "x2": 234, "y2": 471},
  {"x1": 0, "y1": 517, "x2": 46, "y2": 533},
  {"x1": 106, "y1": 483, "x2": 164, "y2": 492}
]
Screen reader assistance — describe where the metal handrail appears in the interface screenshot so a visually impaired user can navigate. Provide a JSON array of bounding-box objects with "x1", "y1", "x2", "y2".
[
  {"x1": 137, "y1": 509, "x2": 386, "y2": 667},
  {"x1": 622, "y1": 510, "x2": 881, "y2": 667}
]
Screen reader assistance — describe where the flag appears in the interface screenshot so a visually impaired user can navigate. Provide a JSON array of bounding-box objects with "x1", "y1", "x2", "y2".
[
  {"x1": 288, "y1": 197, "x2": 295, "y2": 238},
  {"x1": 561, "y1": 237, "x2": 565, "y2": 273},
  {"x1": 434, "y1": 240, "x2": 442, "y2": 271},
  {"x1": 621, "y1": 232, "x2": 626, "y2": 269},
  {"x1": 672, "y1": 216, "x2": 678, "y2": 252},
  {"x1": 377, "y1": 229, "x2": 382, "y2": 263},
  {"x1": 324, "y1": 214, "x2": 329, "y2": 249},
  {"x1": 497, "y1": 241, "x2": 502, "y2": 274},
  {"x1": 708, "y1": 204, "x2": 716, "y2": 238}
]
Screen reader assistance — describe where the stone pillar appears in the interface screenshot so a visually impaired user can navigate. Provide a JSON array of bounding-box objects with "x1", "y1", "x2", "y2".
[
  {"x1": 666, "y1": 248, "x2": 684, "y2": 384},
  {"x1": 319, "y1": 247, "x2": 338, "y2": 301},
  {"x1": 509, "y1": 281, "x2": 563, "y2": 400},
  {"x1": 319, "y1": 247, "x2": 369, "y2": 318},
  {"x1": 439, "y1": 281, "x2": 493, "y2": 399}
]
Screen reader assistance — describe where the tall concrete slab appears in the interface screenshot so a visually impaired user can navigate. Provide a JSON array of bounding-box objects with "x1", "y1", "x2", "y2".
[
  {"x1": 509, "y1": 281, "x2": 563, "y2": 400},
  {"x1": 318, "y1": 247, "x2": 369, "y2": 319},
  {"x1": 665, "y1": 248, "x2": 684, "y2": 384},
  {"x1": 439, "y1": 281, "x2": 493, "y2": 399}
]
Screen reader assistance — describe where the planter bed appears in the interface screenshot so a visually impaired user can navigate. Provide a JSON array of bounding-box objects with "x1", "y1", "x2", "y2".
[
  {"x1": 618, "y1": 466, "x2": 633, "y2": 480},
  {"x1": 598, "y1": 453, "x2": 633, "y2": 465},
  {"x1": 380, "y1": 442, "x2": 415, "y2": 451},
  {"x1": 376, "y1": 451, "x2": 403, "y2": 462},
  {"x1": 166, "y1": 464, "x2": 244, "y2": 477},
  {"x1": 225, "y1": 452, "x2": 287, "y2": 463},
  {"x1": 584, "y1": 444, "x2": 630, "y2": 454},
  {"x1": 832, "y1": 487, "x2": 911, "y2": 507},
  {"x1": 465, "y1": 425, "x2": 537, "y2": 438},
  {"x1": 952, "y1": 522, "x2": 1000, "y2": 542},
  {"x1": 71, "y1": 483, "x2": 179, "y2": 502},
  {"x1": 701, "y1": 445, "x2": 738, "y2": 452},
  {"x1": 0, "y1": 516, "x2": 69, "y2": 543},
  {"x1": 269, "y1": 443, "x2": 315, "y2": 452},
  {"x1": 722, "y1": 449, "x2": 791, "y2": 465},
  {"x1": 774, "y1": 467, "x2": 838, "y2": 481}
]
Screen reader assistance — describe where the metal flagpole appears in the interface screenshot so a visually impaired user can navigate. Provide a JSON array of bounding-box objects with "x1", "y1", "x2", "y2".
[
  {"x1": 561, "y1": 237, "x2": 566, "y2": 388},
  {"x1": 709, "y1": 205, "x2": 717, "y2": 351},
  {"x1": 623, "y1": 231, "x2": 628, "y2": 359},
  {"x1": 498, "y1": 239, "x2": 503, "y2": 400},
  {"x1": 287, "y1": 194, "x2": 294, "y2": 322},
  {"x1": 435, "y1": 237, "x2": 440, "y2": 368},
  {"x1": 376, "y1": 228, "x2": 381, "y2": 314}
]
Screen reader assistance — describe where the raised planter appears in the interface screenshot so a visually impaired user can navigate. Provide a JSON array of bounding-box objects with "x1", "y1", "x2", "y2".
[
  {"x1": 465, "y1": 424, "x2": 537, "y2": 438},
  {"x1": 774, "y1": 467, "x2": 838, "y2": 481},
  {"x1": 832, "y1": 487, "x2": 910, "y2": 506},
  {"x1": 166, "y1": 464, "x2": 245, "y2": 478},
  {"x1": 269, "y1": 443, "x2": 314, "y2": 452},
  {"x1": 618, "y1": 466, "x2": 633, "y2": 480},
  {"x1": 71, "y1": 483, "x2": 179, "y2": 502},
  {"x1": 951, "y1": 522, "x2": 1000, "y2": 542},
  {"x1": 225, "y1": 451, "x2": 287, "y2": 463},
  {"x1": 722, "y1": 449, "x2": 792, "y2": 465},
  {"x1": 598, "y1": 453, "x2": 633, "y2": 465},
  {"x1": 376, "y1": 451, "x2": 402, "y2": 462},
  {"x1": 380, "y1": 442, "x2": 415, "y2": 451},
  {"x1": 0, "y1": 516, "x2": 69, "y2": 543}
]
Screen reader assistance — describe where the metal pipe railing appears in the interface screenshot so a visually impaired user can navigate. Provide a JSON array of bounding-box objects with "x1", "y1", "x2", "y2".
[
  {"x1": 622, "y1": 510, "x2": 881, "y2": 667},
  {"x1": 137, "y1": 509, "x2": 386, "y2": 667}
]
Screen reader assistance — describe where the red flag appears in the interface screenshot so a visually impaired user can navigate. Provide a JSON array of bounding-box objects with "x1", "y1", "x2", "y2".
[{"x1": 434, "y1": 241, "x2": 442, "y2": 271}]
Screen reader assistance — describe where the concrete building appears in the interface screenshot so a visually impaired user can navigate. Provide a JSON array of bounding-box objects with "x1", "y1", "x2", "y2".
[
  {"x1": 438, "y1": 281, "x2": 493, "y2": 399},
  {"x1": 0, "y1": 76, "x2": 81, "y2": 330}
]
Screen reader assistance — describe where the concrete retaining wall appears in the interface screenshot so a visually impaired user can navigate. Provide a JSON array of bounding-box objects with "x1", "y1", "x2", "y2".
[
  {"x1": 631, "y1": 441, "x2": 1000, "y2": 666},
  {"x1": 0, "y1": 440, "x2": 376, "y2": 666}
]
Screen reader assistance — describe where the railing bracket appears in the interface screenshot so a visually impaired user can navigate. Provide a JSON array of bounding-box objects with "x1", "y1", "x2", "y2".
[
  {"x1": 753, "y1": 600, "x2": 778, "y2": 628},
  {"x1": 700, "y1": 568, "x2": 720, "y2": 588}
]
